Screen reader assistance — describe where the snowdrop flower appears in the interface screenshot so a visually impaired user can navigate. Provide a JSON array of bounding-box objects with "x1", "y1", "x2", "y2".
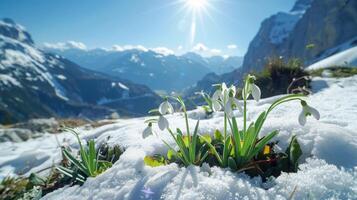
[
  {"x1": 250, "y1": 82, "x2": 261, "y2": 102},
  {"x1": 211, "y1": 89, "x2": 222, "y2": 111},
  {"x1": 212, "y1": 89, "x2": 221, "y2": 101},
  {"x1": 212, "y1": 100, "x2": 222, "y2": 112},
  {"x1": 158, "y1": 115, "x2": 169, "y2": 130},
  {"x1": 142, "y1": 123, "x2": 153, "y2": 139},
  {"x1": 222, "y1": 84, "x2": 235, "y2": 102},
  {"x1": 298, "y1": 100, "x2": 320, "y2": 126},
  {"x1": 224, "y1": 97, "x2": 243, "y2": 117},
  {"x1": 224, "y1": 90, "x2": 243, "y2": 117},
  {"x1": 159, "y1": 100, "x2": 174, "y2": 115},
  {"x1": 244, "y1": 75, "x2": 261, "y2": 102}
]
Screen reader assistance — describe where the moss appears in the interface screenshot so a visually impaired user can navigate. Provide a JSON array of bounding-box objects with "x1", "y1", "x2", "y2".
[
  {"x1": 0, "y1": 177, "x2": 30, "y2": 200},
  {"x1": 251, "y1": 57, "x2": 310, "y2": 98}
]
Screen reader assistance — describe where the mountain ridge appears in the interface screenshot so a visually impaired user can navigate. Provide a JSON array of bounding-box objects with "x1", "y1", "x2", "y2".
[
  {"x1": 0, "y1": 19, "x2": 161, "y2": 124},
  {"x1": 44, "y1": 46, "x2": 243, "y2": 92}
]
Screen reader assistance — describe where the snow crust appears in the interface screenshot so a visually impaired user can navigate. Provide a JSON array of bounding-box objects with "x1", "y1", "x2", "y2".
[{"x1": 1, "y1": 76, "x2": 357, "y2": 199}]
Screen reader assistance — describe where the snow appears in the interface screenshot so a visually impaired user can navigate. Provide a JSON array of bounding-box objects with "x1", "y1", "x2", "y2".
[
  {"x1": 56, "y1": 74, "x2": 67, "y2": 80},
  {"x1": 118, "y1": 82, "x2": 129, "y2": 90},
  {"x1": 269, "y1": 12, "x2": 303, "y2": 44},
  {"x1": 1, "y1": 48, "x2": 35, "y2": 67},
  {"x1": 0, "y1": 34, "x2": 69, "y2": 101},
  {"x1": 111, "y1": 82, "x2": 129, "y2": 90},
  {"x1": 307, "y1": 46, "x2": 357, "y2": 70},
  {"x1": 269, "y1": 0, "x2": 312, "y2": 44},
  {"x1": 0, "y1": 74, "x2": 22, "y2": 87},
  {"x1": 130, "y1": 54, "x2": 140, "y2": 63},
  {"x1": 152, "y1": 47, "x2": 175, "y2": 56},
  {"x1": 1, "y1": 76, "x2": 357, "y2": 199}
]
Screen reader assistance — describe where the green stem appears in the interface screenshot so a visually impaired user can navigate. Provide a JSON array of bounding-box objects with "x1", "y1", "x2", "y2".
[
  {"x1": 184, "y1": 110, "x2": 190, "y2": 138},
  {"x1": 243, "y1": 90, "x2": 247, "y2": 134},
  {"x1": 224, "y1": 113, "x2": 227, "y2": 139}
]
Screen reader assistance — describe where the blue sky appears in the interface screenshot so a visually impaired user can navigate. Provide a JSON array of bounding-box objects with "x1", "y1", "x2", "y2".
[{"x1": 0, "y1": 0, "x2": 295, "y2": 56}]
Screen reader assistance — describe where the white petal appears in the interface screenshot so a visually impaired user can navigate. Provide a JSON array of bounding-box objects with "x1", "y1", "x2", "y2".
[
  {"x1": 308, "y1": 106, "x2": 320, "y2": 120},
  {"x1": 167, "y1": 102, "x2": 174, "y2": 114},
  {"x1": 142, "y1": 126, "x2": 152, "y2": 138},
  {"x1": 298, "y1": 110, "x2": 306, "y2": 126},
  {"x1": 158, "y1": 116, "x2": 169, "y2": 130},
  {"x1": 251, "y1": 84, "x2": 261, "y2": 102},
  {"x1": 233, "y1": 98, "x2": 243, "y2": 112},
  {"x1": 224, "y1": 99, "x2": 233, "y2": 118},
  {"x1": 212, "y1": 100, "x2": 222, "y2": 112},
  {"x1": 212, "y1": 90, "x2": 221, "y2": 101},
  {"x1": 159, "y1": 102, "x2": 166, "y2": 115},
  {"x1": 221, "y1": 83, "x2": 227, "y2": 91},
  {"x1": 222, "y1": 89, "x2": 229, "y2": 103}
]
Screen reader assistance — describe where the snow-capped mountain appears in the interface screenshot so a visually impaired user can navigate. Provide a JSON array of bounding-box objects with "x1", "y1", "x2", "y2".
[
  {"x1": 242, "y1": 0, "x2": 357, "y2": 71},
  {"x1": 0, "y1": 19, "x2": 161, "y2": 124},
  {"x1": 44, "y1": 47, "x2": 242, "y2": 92},
  {"x1": 182, "y1": 52, "x2": 243, "y2": 75}
]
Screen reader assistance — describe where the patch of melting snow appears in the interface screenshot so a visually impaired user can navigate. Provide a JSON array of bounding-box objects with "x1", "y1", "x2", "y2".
[{"x1": 1, "y1": 76, "x2": 357, "y2": 199}]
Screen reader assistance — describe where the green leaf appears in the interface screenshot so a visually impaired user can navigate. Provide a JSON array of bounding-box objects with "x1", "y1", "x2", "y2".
[
  {"x1": 97, "y1": 160, "x2": 113, "y2": 172},
  {"x1": 29, "y1": 173, "x2": 46, "y2": 186},
  {"x1": 250, "y1": 130, "x2": 279, "y2": 161},
  {"x1": 241, "y1": 123, "x2": 256, "y2": 157},
  {"x1": 190, "y1": 120, "x2": 200, "y2": 162},
  {"x1": 144, "y1": 155, "x2": 167, "y2": 167},
  {"x1": 199, "y1": 134, "x2": 212, "y2": 144},
  {"x1": 231, "y1": 117, "x2": 241, "y2": 163},
  {"x1": 287, "y1": 135, "x2": 302, "y2": 172},
  {"x1": 222, "y1": 136, "x2": 231, "y2": 167},
  {"x1": 254, "y1": 111, "x2": 267, "y2": 137},
  {"x1": 62, "y1": 149, "x2": 89, "y2": 176},
  {"x1": 228, "y1": 157, "x2": 238, "y2": 171},
  {"x1": 200, "y1": 135, "x2": 223, "y2": 166},
  {"x1": 167, "y1": 149, "x2": 175, "y2": 160},
  {"x1": 88, "y1": 140, "x2": 97, "y2": 173},
  {"x1": 214, "y1": 130, "x2": 223, "y2": 141}
]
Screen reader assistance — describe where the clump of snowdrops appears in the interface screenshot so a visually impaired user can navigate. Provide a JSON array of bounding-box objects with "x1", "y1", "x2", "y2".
[
  {"x1": 143, "y1": 74, "x2": 319, "y2": 177},
  {"x1": 57, "y1": 129, "x2": 123, "y2": 184}
]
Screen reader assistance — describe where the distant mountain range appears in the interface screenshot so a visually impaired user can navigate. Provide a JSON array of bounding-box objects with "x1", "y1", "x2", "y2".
[
  {"x1": 43, "y1": 46, "x2": 242, "y2": 92},
  {"x1": 0, "y1": 18, "x2": 161, "y2": 124},
  {"x1": 184, "y1": 0, "x2": 357, "y2": 99}
]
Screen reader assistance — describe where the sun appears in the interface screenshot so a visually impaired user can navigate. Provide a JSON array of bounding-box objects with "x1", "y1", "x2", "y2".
[
  {"x1": 172, "y1": 0, "x2": 214, "y2": 45},
  {"x1": 186, "y1": 0, "x2": 208, "y2": 10}
]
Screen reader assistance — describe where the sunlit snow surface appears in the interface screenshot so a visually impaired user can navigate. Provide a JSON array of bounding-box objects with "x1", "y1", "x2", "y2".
[
  {"x1": 1, "y1": 76, "x2": 357, "y2": 199},
  {"x1": 307, "y1": 46, "x2": 357, "y2": 70}
]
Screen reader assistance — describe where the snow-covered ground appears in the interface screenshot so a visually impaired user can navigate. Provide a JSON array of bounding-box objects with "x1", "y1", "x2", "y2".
[
  {"x1": 1, "y1": 76, "x2": 357, "y2": 199},
  {"x1": 307, "y1": 46, "x2": 357, "y2": 70}
]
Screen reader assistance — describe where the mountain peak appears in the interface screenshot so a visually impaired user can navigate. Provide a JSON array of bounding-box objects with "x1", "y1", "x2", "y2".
[
  {"x1": 291, "y1": 0, "x2": 313, "y2": 13},
  {"x1": 0, "y1": 18, "x2": 34, "y2": 45}
]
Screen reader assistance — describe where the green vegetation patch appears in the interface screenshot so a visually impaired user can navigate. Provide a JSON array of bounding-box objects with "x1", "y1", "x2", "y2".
[{"x1": 309, "y1": 66, "x2": 357, "y2": 78}]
